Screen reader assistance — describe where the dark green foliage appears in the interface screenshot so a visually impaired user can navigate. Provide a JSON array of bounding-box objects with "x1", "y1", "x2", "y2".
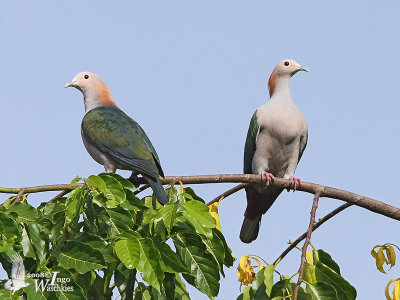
[{"x1": 0, "y1": 173, "x2": 233, "y2": 299}]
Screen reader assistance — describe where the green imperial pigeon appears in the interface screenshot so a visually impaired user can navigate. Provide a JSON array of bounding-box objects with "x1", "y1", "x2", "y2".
[
  {"x1": 65, "y1": 71, "x2": 168, "y2": 205},
  {"x1": 240, "y1": 59, "x2": 309, "y2": 243}
]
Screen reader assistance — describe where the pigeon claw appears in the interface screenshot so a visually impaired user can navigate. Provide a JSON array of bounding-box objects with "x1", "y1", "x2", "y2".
[
  {"x1": 261, "y1": 172, "x2": 275, "y2": 188},
  {"x1": 288, "y1": 176, "x2": 302, "y2": 191}
]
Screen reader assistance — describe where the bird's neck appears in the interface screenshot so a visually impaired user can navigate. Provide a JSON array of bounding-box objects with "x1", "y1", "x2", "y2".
[
  {"x1": 83, "y1": 86, "x2": 116, "y2": 112},
  {"x1": 268, "y1": 75, "x2": 293, "y2": 103}
]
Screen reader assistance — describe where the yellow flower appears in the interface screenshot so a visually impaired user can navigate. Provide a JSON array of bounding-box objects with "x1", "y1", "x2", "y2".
[
  {"x1": 385, "y1": 279, "x2": 400, "y2": 300},
  {"x1": 237, "y1": 255, "x2": 265, "y2": 289},
  {"x1": 371, "y1": 244, "x2": 396, "y2": 273},
  {"x1": 208, "y1": 198, "x2": 222, "y2": 231}
]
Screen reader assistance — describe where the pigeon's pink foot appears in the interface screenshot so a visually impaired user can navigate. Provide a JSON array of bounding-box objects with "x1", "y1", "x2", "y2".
[
  {"x1": 261, "y1": 172, "x2": 275, "y2": 188},
  {"x1": 289, "y1": 176, "x2": 302, "y2": 190}
]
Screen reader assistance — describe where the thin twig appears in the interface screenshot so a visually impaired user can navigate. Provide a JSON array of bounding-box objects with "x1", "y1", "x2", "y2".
[
  {"x1": 293, "y1": 190, "x2": 322, "y2": 300},
  {"x1": 133, "y1": 184, "x2": 149, "y2": 195},
  {"x1": 49, "y1": 190, "x2": 69, "y2": 202},
  {"x1": 207, "y1": 183, "x2": 249, "y2": 205},
  {"x1": 10, "y1": 188, "x2": 26, "y2": 207},
  {"x1": 273, "y1": 202, "x2": 352, "y2": 266},
  {"x1": 0, "y1": 174, "x2": 398, "y2": 221}
]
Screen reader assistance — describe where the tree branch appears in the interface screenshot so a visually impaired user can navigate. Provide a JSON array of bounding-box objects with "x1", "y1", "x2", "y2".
[
  {"x1": 273, "y1": 202, "x2": 352, "y2": 266},
  {"x1": 293, "y1": 190, "x2": 322, "y2": 300},
  {"x1": 207, "y1": 183, "x2": 249, "y2": 205},
  {"x1": 49, "y1": 190, "x2": 70, "y2": 202},
  {"x1": 0, "y1": 174, "x2": 398, "y2": 222}
]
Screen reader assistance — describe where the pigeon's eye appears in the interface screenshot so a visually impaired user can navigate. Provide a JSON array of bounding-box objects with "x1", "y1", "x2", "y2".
[
  {"x1": 284, "y1": 61, "x2": 289, "y2": 66},
  {"x1": 84, "y1": 74, "x2": 89, "y2": 79}
]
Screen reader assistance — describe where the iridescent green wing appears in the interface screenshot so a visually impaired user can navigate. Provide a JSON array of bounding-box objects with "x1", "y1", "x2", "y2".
[
  {"x1": 243, "y1": 111, "x2": 259, "y2": 174},
  {"x1": 82, "y1": 106, "x2": 164, "y2": 177}
]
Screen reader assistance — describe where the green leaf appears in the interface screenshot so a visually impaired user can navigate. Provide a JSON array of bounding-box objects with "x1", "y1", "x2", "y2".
[
  {"x1": 103, "y1": 261, "x2": 116, "y2": 298},
  {"x1": 99, "y1": 173, "x2": 126, "y2": 208},
  {"x1": 21, "y1": 225, "x2": 35, "y2": 258},
  {"x1": 23, "y1": 278, "x2": 48, "y2": 299},
  {"x1": 71, "y1": 232, "x2": 114, "y2": 263},
  {"x1": 251, "y1": 264, "x2": 275, "y2": 298},
  {"x1": 153, "y1": 240, "x2": 188, "y2": 273},
  {"x1": 39, "y1": 197, "x2": 66, "y2": 218},
  {"x1": 263, "y1": 265, "x2": 275, "y2": 296},
  {"x1": 174, "y1": 233, "x2": 220, "y2": 298},
  {"x1": 57, "y1": 240, "x2": 106, "y2": 273},
  {"x1": 88, "y1": 272, "x2": 108, "y2": 299},
  {"x1": 26, "y1": 223, "x2": 47, "y2": 268},
  {"x1": 174, "y1": 275, "x2": 191, "y2": 300},
  {"x1": 314, "y1": 260, "x2": 356, "y2": 300},
  {"x1": 0, "y1": 239, "x2": 17, "y2": 252},
  {"x1": 121, "y1": 189, "x2": 148, "y2": 211},
  {"x1": 49, "y1": 211, "x2": 65, "y2": 243},
  {"x1": 201, "y1": 229, "x2": 226, "y2": 275},
  {"x1": 115, "y1": 263, "x2": 137, "y2": 300},
  {"x1": 69, "y1": 176, "x2": 82, "y2": 185},
  {"x1": 303, "y1": 262, "x2": 317, "y2": 285},
  {"x1": 306, "y1": 282, "x2": 338, "y2": 300},
  {"x1": 159, "y1": 202, "x2": 179, "y2": 234},
  {"x1": 115, "y1": 234, "x2": 164, "y2": 291},
  {"x1": 270, "y1": 278, "x2": 308, "y2": 299},
  {"x1": 0, "y1": 197, "x2": 15, "y2": 210},
  {"x1": 0, "y1": 211, "x2": 20, "y2": 240},
  {"x1": 8, "y1": 202, "x2": 38, "y2": 223},
  {"x1": 213, "y1": 229, "x2": 234, "y2": 267},
  {"x1": 314, "y1": 249, "x2": 341, "y2": 275},
  {"x1": 182, "y1": 200, "x2": 215, "y2": 238},
  {"x1": 75, "y1": 270, "x2": 96, "y2": 297},
  {"x1": 65, "y1": 186, "x2": 86, "y2": 224},
  {"x1": 85, "y1": 175, "x2": 107, "y2": 192},
  {"x1": 242, "y1": 286, "x2": 253, "y2": 300},
  {"x1": 181, "y1": 187, "x2": 205, "y2": 202},
  {"x1": 133, "y1": 237, "x2": 164, "y2": 291},
  {"x1": 134, "y1": 283, "x2": 153, "y2": 300},
  {"x1": 115, "y1": 235, "x2": 141, "y2": 269},
  {"x1": 53, "y1": 266, "x2": 86, "y2": 299},
  {"x1": 103, "y1": 172, "x2": 134, "y2": 189},
  {"x1": 163, "y1": 272, "x2": 176, "y2": 300},
  {"x1": 98, "y1": 206, "x2": 135, "y2": 236},
  {"x1": 182, "y1": 200, "x2": 215, "y2": 228},
  {"x1": 167, "y1": 187, "x2": 186, "y2": 204}
]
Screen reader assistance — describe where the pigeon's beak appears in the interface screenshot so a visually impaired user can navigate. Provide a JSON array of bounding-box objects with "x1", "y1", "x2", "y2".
[
  {"x1": 64, "y1": 80, "x2": 77, "y2": 88},
  {"x1": 298, "y1": 65, "x2": 309, "y2": 72}
]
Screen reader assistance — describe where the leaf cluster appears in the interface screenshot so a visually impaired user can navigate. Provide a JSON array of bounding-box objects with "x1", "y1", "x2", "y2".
[
  {"x1": 237, "y1": 249, "x2": 356, "y2": 300},
  {"x1": 0, "y1": 173, "x2": 234, "y2": 299}
]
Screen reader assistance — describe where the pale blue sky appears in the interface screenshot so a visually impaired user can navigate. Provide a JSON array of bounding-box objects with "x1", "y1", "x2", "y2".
[{"x1": 1, "y1": 2, "x2": 400, "y2": 299}]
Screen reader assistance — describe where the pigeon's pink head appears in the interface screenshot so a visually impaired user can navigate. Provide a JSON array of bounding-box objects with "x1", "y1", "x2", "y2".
[
  {"x1": 65, "y1": 72, "x2": 116, "y2": 110},
  {"x1": 268, "y1": 59, "x2": 308, "y2": 97}
]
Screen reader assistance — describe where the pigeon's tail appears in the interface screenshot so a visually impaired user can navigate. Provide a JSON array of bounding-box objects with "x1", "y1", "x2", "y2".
[
  {"x1": 240, "y1": 186, "x2": 283, "y2": 243},
  {"x1": 240, "y1": 215, "x2": 261, "y2": 243},
  {"x1": 144, "y1": 174, "x2": 168, "y2": 205}
]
